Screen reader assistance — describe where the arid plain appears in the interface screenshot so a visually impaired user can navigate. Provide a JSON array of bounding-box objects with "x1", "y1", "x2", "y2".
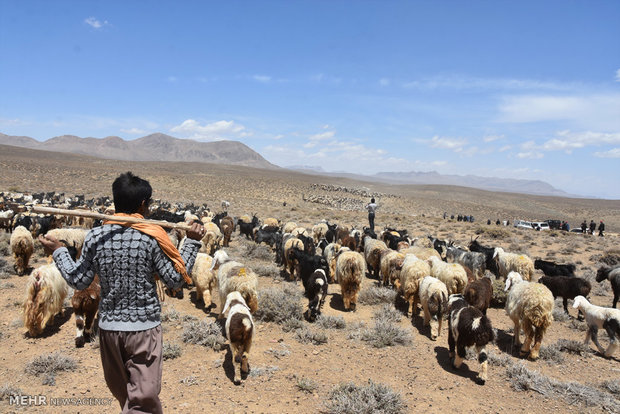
[{"x1": 0, "y1": 145, "x2": 619, "y2": 413}]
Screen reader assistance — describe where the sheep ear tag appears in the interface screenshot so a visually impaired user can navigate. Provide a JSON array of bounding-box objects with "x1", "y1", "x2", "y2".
[{"x1": 238, "y1": 268, "x2": 247, "y2": 277}]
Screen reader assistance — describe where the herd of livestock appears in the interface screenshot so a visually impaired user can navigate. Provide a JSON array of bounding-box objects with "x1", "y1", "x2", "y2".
[{"x1": 1, "y1": 190, "x2": 619, "y2": 386}]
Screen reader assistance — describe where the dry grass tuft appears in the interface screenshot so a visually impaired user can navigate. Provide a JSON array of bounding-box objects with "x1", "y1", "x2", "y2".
[
  {"x1": 491, "y1": 278, "x2": 508, "y2": 308},
  {"x1": 323, "y1": 380, "x2": 406, "y2": 414},
  {"x1": 316, "y1": 315, "x2": 346, "y2": 330},
  {"x1": 255, "y1": 285, "x2": 303, "y2": 324},
  {"x1": 295, "y1": 326, "x2": 328, "y2": 345},
  {"x1": 162, "y1": 342, "x2": 182, "y2": 360},
  {"x1": 474, "y1": 226, "x2": 511, "y2": 240},
  {"x1": 358, "y1": 286, "x2": 397, "y2": 305},
  {"x1": 181, "y1": 320, "x2": 226, "y2": 351},
  {"x1": 25, "y1": 352, "x2": 78, "y2": 385},
  {"x1": 295, "y1": 376, "x2": 318, "y2": 393},
  {"x1": 0, "y1": 258, "x2": 12, "y2": 279}
]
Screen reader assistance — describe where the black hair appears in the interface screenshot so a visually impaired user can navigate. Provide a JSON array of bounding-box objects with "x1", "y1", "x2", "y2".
[
  {"x1": 371, "y1": 198, "x2": 375, "y2": 203},
  {"x1": 112, "y1": 172, "x2": 152, "y2": 214}
]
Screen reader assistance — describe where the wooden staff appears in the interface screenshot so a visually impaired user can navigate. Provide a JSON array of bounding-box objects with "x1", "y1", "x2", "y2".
[{"x1": 30, "y1": 206, "x2": 192, "y2": 231}]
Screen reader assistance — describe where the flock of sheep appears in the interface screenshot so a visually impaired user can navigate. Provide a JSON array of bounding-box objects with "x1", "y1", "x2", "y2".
[{"x1": 2, "y1": 192, "x2": 620, "y2": 388}]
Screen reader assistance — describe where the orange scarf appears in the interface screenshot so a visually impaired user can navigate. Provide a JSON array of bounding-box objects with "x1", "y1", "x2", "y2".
[{"x1": 104, "y1": 213, "x2": 193, "y2": 285}]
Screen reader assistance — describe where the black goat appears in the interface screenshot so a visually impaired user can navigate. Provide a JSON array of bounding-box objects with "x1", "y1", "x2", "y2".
[
  {"x1": 255, "y1": 228, "x2": 280, "y2": 249},
  {"x1": 324, "y1": 223, "x2": 338, "y2": 243},
  {"x1": 239, "y1": 214, "x2": 259, "y2": 239},
  {"x1": 539, "y1": 276, "x2": 591, "y2": 315},
  {"x1": 288, "y1": 248, "x2": 329, "y2": 287},
  {"x1": 534, "y1": 259, "x2": 576, "y2": 277},
  {"x1": 297, "y1": 233, "x2": 316, "y2": 256},
  {"x1": 304, "y1": 269, "x2": 329, "y2": 322},
  {"x1": 468, "y1": 237, "x2": 499, "y2": 277},
  {"x1": 382, "y1": 232, "x2": 408, "y2": 251},
  {"x1": 596, "y1": 265, "x2": 620, "y2": 308}
]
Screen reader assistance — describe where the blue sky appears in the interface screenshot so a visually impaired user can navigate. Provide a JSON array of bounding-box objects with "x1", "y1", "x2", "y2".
[{"x1": 1, "y1": 1, "x2": 619, "y2": 198}]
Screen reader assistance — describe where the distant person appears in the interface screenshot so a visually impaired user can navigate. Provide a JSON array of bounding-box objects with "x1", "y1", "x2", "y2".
[
  {"x1": 487, "y1": 219, "x2": 491, "y2": 225},
  {"x1": 581, "y1": 220, "x2": 587, "y2": 234},
  {"x1": 443, "y1": 212, "x2": 447, "y2": 219},
  {"x1": 365, "y1": 198, "x2": 378, "y2": 232},
  {"x1": 590, "y1": 220, "x2": 596, "y2": 235},
  {"x1": 599, "y1": 220, "x2": 605, "y2": 237},
  {"x1": 496, "y1": 219, "x2": 501, "y2": 226},
  {"x1": 450, "y1": 214, "x2": 454, "y2": 220}
]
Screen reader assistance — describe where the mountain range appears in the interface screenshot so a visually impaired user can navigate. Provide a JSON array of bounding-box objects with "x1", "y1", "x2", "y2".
[{"x1": 0, "y1": 132, "x2": 571, "y2": 197}]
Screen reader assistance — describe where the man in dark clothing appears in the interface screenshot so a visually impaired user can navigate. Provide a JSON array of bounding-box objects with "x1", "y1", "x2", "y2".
[
  {"x1": 590, "y1": 220, "x2": 596, "y2": 235},
  {"x1": 581, "y1": 220, "x2": 587, "y2": 234},
  {"x1": 599, "y1": 220, "x2": 605, "y2": 236}
]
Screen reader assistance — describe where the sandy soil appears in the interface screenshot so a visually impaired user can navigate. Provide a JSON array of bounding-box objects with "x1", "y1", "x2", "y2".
[{"x1": 0, "y1": 149, "x2": 619, "y2": 413}]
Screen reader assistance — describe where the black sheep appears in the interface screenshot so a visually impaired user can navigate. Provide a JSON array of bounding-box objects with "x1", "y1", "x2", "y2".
[
  {"x1": 596, "y1": 265, "x2": 620, "y2": 308},
  {"x1": 538, "y1": 275, "x2": 591, "y2": 315},
  {"x1": 463, "y1": 277, "x2": 493, "y2": 315}
]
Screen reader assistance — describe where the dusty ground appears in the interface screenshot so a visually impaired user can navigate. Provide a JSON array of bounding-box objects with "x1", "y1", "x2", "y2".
[{"x1": 0, "y1": 147, "x2": 619, "y2": 413}]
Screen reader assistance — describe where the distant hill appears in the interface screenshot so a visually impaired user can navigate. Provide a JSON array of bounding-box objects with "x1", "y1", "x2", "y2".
[
  {"x1": 287, "y1": 167, "x2": 571, "y2": 197},
  {"x1": 0, "y1": 132, "x2": 277, "y2": 169}
]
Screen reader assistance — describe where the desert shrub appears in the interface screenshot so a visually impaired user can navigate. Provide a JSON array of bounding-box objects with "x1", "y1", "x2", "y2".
[
  {"x1": 180, "y1": 376, "x2": 199, "y2": 386},
  {"x1": 601, "y1": 379, "x2": 620, "y2": 395},
  {"x1": 487, "y1": 351, "x2": 512, "y2": 367},
  {"x1": 507, "y1": 363, "x2": 620, "y2": 413},
  {"x1": 323, "y1": 380, "x2": 406, "y2": 414},
  {"x1": 552, "y1": 306, "x2": 570, "y2": 322},
  {"x1": 0, "y1": 234, "x2": 10, "y2": 256},
  {"x1": 0, "y1": 384, "x2": 23, "y2": 400},
  {"x1": 474, "y1": 226, "x2": 510, "y2": 240},
  {"x1": 353, "y1": 307, "x2": 412, "y2": 348},
  {"x1": 181, "y1": 320, "x2": 226, "y2": 351},
  {"x1": 242, "y1": 242, "x2": 274, "y2": 261},
  {"x1": 264, "y1": 345, "x2": 290, "y2": 359},
  {"x1": 358, "y1": 286, "x2": 397, "y2": 305},
  {"x1": 598, "y1": 249, "x2": 620, "y2": 266},
  {"x1": 490, "y1": 278, "x2": 508, "y2": 308},
  {"x1": 182, "y1": 314, "x2": 198, "y2": 322},
  {"x1": 0, "y1": 258, "x2": 11, "y2": 279},
  {"x1": 538, "y1": 344, "x2": 564, "y2": 364},
  {"x1": 316, "y1": 315, "x2": 346, "y2": 330},
  {"x1": 25, "y1": 352, "x2": 77, "y2": 385},
  {"x1": 161, "y1": 308, "x2": 181, "y2": 322},
  {"x1": 162, "y1": 342, "x2": 182, "y2": 360},
  {"x1": 568, "y1": 319, "x2": 588, "y2": 332},
  {"x1": 295, "y1": 376, "x2": 318, "y2": 393},
  {"x1": 282, "y1": 317, "x2": 304, "y2": 332},
  {"x1": 374, "y1": 304, "x2": 402, "y2": 324},
  {"x1": 0, "y1": 281, "x2": 15, "y2": 289},
  {"x1": 295, "y1": 326, "x2": 328, "y2": 345},
  {"x1": 252, "y1": 262, "x2": 281, "y2": 279},
  {"x1": 255, "y1": 285, "x2": 303, "y2": 324},
  {"x1": 560, "y1": 241, "x2": 579, "y2": 256}
]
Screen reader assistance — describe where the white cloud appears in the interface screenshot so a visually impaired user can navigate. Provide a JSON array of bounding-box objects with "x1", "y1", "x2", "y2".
[
  {"x1": 498, "y1": 145, "x2": 512, "y2": 152},
  {"x1": 84, "y1": 17, "x2": 108, "y2": 29},
  {"x1": 252, "y1": 75, "x2": 271, "y2": 83},
  {"x1": 483, "y1": 134, "x2": 503, "y2": 143},
  {"x1": 121, "y1": 128, "x2": 147, "y2": 135},
  {"x1": 428, "y1": 135, "x2": 467, "y2": 151},
  {"x1": 594, "y1": 148, "x2": 620, "y2": 158},
  {"x1": 167, "y1": 76, "x2": 178, "y2": 83},
  {"x1": 616, "y1": 69, "x2": 620, "y2": 82},
  {"x1": 403, "y1": 75, "x2": 568, "y2": 91},
  {"x1": 534, "y1": 130, "x2": 620, "y2": 153},
  {"x1": 516, "y1": 151, "x2": 544, "y2": 159},
  {"x1": 170, "y1": 119, "x2": 250, "y2": 141},
  {"x1": 379, "y1": 78, "x2": 390, "y2": 87},
  {"x1": 498, "y1": 94, "x2": 620, "y2": 130}
]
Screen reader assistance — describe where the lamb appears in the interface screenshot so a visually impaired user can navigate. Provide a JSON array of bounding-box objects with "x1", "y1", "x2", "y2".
[
  {"x1": 23, "y1": 263, "x2": 69, "y2": 336},
  {"x1": 72, "y1": 275, "x2": 101, "y2": 347},
  {"x1": 534, "y1": 259, "x2": 576, "y2": 277},
  {"x1": 10, "y1": 225, "x2": 34, "y2": 275},
  {"x1": 303, "y1": 269, "x2": 329, "y2": 322},
  {"x1": 190, "y1": 253, "x2": 218, "y2": 311},
  {"x1": 446, "y1": 246, "x2": 486, "y2": 280},
  {"x1": 211, "y1": 250, "x2": 259, "y2": 315},
  {"x1": 222, "y1": 291, "x2": 254, "y2": 385},
  {"x1": 504, "y1": 271, "x2": 554, "y2": 360},
  {"x1": 379, "y1": 249, "x2": 405, "y2": 287},
  {"x1": 200, "y1": 222, "x2": 222, "y2": 255},
  {"x1": 572, "y1": 295, "x2": 620, "y2": 358},
  {"x1": 419, "y1": 276, "x2": 449, "y2": 340},
  {"x1": 493, "y1": 247, "x2": 535, "y2": 281},
  {"x1": 428, "y1": 256, "x2": 468, "y2": 296},
  {"x1": 335, "y1": 250, "x2": 366, "y2": 311},
  {"x1": 448, "y1": 294, "x2": 495, "y2": 385},
  {"x1": 596, "y1": 265, "x2": 620, "y2": 308},
  {"x1": 538, "y1": 276, "x2": 591, "y2": 315},
  {"x1": 397, "y1": 254, "x2": 431, "y2": 317},
  {"x1": 463, "y1": 277, "x2": 493, "y2": 315},
  {"x1": 363, "y1": 236, "x2": 388, "y2": 279}
]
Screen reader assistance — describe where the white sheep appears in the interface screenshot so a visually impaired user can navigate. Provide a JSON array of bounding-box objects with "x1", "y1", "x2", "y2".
[
  {"x1": 222, "y1": 291, "x2": 254, "y2": 385},
  {"x1": 211, "y1": 250, "x2": 258, "y2": 315},
  {"x1": 312, "y1": 222, "x2": 329, "y2": 244},
  {"x1": 291, "y1": 227, "x2": 309, "y2": 238},
  {"x1": 398, "y1": 254, "x2": 431, "y2": 317},
  {"x1": 190, "y1": 253, "x2": 217, "y2": 311},
  {"x1": 363, "y1": 236, "x2": 388, "y2": 279},
  {"x1": 282, "y1": 221, "x2": 297, "y2": 234},
  {"x1": 45, "y1": 228, "x2": 88, "y2": 258},
  {"x1": 399, "y1": 246, "x2": 441, "y2": 260},
  {"x1": 379, "y1": 249, "x2": 405, "y2": 287},
  {"x1": 572, "y1": 295, "x2": 620, "y2": 357},
  {"x1": 322, "y1": 242, "x2": 342, "y2": 283},
  {"x1": 10, "y1": 225, "x2": 34, "y2": 275},
  {"x1": 428, "y1": 256, "x2": 468, "y2": 296},
  {"x1": 335, "y1": 250, "x2": 366, "y2": 311},
  {"x1": 419, "y1": 276, "x2": 449, "y2": 340},
  {"x1": 493, "y1": 247, "x2": 535, "y2": 281},
  {"x1": 200, "y1": 222, "x2": 222, "y2": 255},
  {"x1": 23, "y1": 263, "x2": 69, "y2": 336},
  {"x1": 504, "y1": 271, "x2": 554, "y2": 360}
]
